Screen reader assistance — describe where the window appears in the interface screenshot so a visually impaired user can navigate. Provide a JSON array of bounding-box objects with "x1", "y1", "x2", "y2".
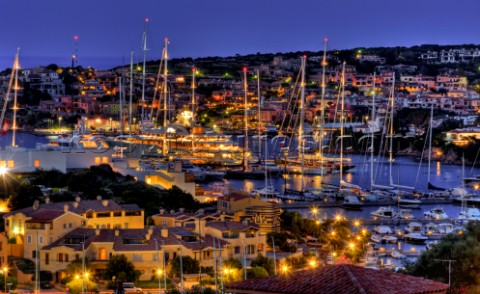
[
  {"x1": 102, "y1": 157, "x2": 109, "y2": 164},
  {"x1": 0, "y1": 161, "x2": 5, "y2": 167},
  {"x1": 45, "y1": 253, "x2": 49, "y2": 265},
  {"x1": 58, "y1": 253, "x2": 64, "y2": 262},
  {"x1": 7, "y1": 160, "x2": 14, "y2": 168},
  {"x1": 247, "y1": 245, "x2": 255, "y2": 255},
  {"x1": 27, "y1": 235, "x2": 32, "y2": 244},
  {"x1": 32, "y1": 250, "x2": 37, "y2": 259},
  {"x1": 39, "y1": 236, "x2": 44, "y2": 244},
  {"x1": 34, "y1": 160, "x2": 41, "y2": 168},
  {"x1": 69, "y1": 223, "x2": 73, "y2": 228},
  {"x1": 133, "y1": 254, "x2": 142, "y2": 261},
  {"x1": 63, "y1": 224, "x2": 67, "y2": 229},
  {"x1": 65, "y1": 254, "x2": 69, "y2": 262},
  {"x1": 95, "y1": 157, "x2": 101, "y2": 164},
  {"x1": 258, "y1": 243, "x2": 263, "y2": 251},
  {"x1": 234, "y1": 246, "x2": 240, "y2": 254}
]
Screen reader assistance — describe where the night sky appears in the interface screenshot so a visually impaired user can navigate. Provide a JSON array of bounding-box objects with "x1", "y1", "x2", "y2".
[{"x1": 1, "y1": 0, "x2": 479, "y2": 70}]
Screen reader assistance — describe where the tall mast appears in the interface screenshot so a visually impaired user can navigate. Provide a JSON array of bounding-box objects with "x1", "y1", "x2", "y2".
[
  {"x1": 141, "y1": 17, "x2": 149, "y2": 132},
  {"x1": 119, "y1": 76, "x2": 123, "y2": 136},
  {"x1": 300, "y1": 56, "x2": 306, "y2": 188},
  {"x1": 12, "y1": 48, "x2": 20, "y2": 148},
  {"x1": 388, "y1": 75, "x2": 396, "y2": 187},
  {"x1": 319, "y1": 38, "x2": 328, "y2": 175},
  {"x1": 339, "y1": 62, "x2": 346, "y2": 183},
  {"x1": 257, "y1": 69, "x2": 261, "y2": 158},
  {"x1": 162, "y1": 38, "x2": 169, "y2": 156},
  {"x1": 72, "y1": 35, "x2": 79, "y2": 69},
  {"x1": 243, "y1": 67, "x2": 249, "y2": 171},
  {"x1": 129, "y1": 51, "x2": 134, "y2": 136},
  {"x1": 191, "y1": 67, "x2": 196, "y2": 152},
  {"x1": 370, "y1": 73, "x2": 376, "y2": 190},
  {"x1": 428, "y1": 102, "x2": 434, "y2": 184}
]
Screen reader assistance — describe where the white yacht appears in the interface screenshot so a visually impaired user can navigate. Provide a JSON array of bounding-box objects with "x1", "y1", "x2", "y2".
[
  {"x1": 424, "y1": 207, "x2": 448, "y2": 220},
  {"x1": 394, "y1": 209, "x2": 414, "y2": 220},
  {"x1": 391, "y1": 250, "x2": 406, "y2": 259},
  {"x1": 405, "y1": 222, "x2": 423, "y2": 234},
  {"x1": 458, "y1": 208, "x2": 480, "y2": 221},
  {"x1": 370, "y1": 207, "x2": 395, "y2": 219}
]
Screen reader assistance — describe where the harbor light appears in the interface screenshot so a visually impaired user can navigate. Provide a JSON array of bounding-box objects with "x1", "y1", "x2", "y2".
[
  {"x1": 0, "y1": 166, "x2": 7, "y2": 176},
  {"x1": 310, "y1": 206, "x2": 318, "y2": 217}
]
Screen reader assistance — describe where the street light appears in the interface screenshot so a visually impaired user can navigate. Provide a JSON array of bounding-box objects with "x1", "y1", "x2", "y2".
[
  {"x1": 1, "y1": 267, "x2": 6, "y2": 293},
  {"x1": 58, "y1": 116, "x2": 62, "y2": 129}
]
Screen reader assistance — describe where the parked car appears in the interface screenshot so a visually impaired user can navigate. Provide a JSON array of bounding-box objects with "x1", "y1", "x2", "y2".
[{"x1": 123, "y1": 282, "x2": 143, "y2": 294}]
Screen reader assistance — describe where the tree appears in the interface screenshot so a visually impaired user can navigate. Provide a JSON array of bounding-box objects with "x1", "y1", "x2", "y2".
[
  {"x1": 250, "y1": 254, "x2": 275, "y2": 275},
  {"x1": 169, "y1": 256, "x2": 200, "y2": 277},
  {"x1": 104, "y1": 255, "x2": 135, "y2": 283},
  {"x1": 406, "y1": 222, "x2": 480, "y2": 292}
]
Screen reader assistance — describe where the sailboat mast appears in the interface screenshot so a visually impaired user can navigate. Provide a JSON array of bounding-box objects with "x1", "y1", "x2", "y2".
[
  {"x1": 389, "y1": 75, "x2": 396, "y2": 187},
  {"x1": 191, "y1": 67, "x2": 196, "y2": 151},
  {"x1": 257, "y1": 69, "x2": 261, "y2": 156},
  {"x1": 119, "y1": 76, "x2": 123, "y2": 136},
  {"x1": 319, "y1": 38, "x2": 328, "y2": 174},
  {"x1": 141, "y1": 17, "x2": 148, "y2": 132},
  {"x1": 11, "y1": 48, "x2": 20, "y2": 148},
  {"x1": 129, "y1": 51, "x2": 133, "y2": 136},
  {"x1": 300, "y1": 56, "x2": 306, "y2": 187},
  {"x1": 340, "y1": 61, "x2": 346, "y2": 181},
  {"x1": 370, "y1": 73, "x2": 376, "y2": 190},
  {"x1": 243, "y1": 67, "x2": 249, "y2": 171},
  {"x1": 162, "y1": 38, "x2": 169, "y2": 157},
  {"x1": 427, "y1": 102, "x2": 434, "y2": 184}
]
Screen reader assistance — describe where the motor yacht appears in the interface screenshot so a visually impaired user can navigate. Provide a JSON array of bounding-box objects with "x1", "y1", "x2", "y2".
[
  {"x1": 423, "y1": 207, "x2": 448, "y2": 220},
  {"x1": 370, "y1": 207, "x2": 395, "y2": 219}
]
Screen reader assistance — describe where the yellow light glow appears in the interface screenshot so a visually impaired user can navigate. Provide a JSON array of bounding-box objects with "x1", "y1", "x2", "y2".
[
  {"x1": 281, "y1": 265, "x2": 289, "y2": 274},
  {"x1": 0, "y1": 166, "x2": 7, "y2": 176},
  {"x1": 309, "y1": 260, "x2": 316, "y2": 268},
  {"x1": 353, "y1": 220, "x2": 360, "y2": 227},
  {"x1": 348, "y1": 243, "x2": 355, "y2": 249},
  {"x1": 75, "y1": 275, "x2": 80, "y2": 280},
  {"x1": 157, "y1": 269, "x2": 162, "y2": 275}
]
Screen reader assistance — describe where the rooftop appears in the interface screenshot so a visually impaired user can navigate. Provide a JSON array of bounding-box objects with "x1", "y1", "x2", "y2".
[{"x1": 226, "y1": 264, "x2": 448, "y2": 294}]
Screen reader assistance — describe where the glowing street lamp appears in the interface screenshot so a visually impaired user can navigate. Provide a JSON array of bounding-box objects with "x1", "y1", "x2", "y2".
[
  {"x1": 309, "y1": 259, "x2": 317, "y2": 269},
  {"x1": 2, "y1": 267, "x2": 7, "y2": 292},
  {"x1": 281, "y1": 265, "x2": 289, "y2": 275}
]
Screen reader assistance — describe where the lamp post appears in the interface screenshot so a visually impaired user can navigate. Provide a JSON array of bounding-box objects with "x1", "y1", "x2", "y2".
[
  {"x1": 161, "y1": 240, "x2": 167, "y2": 293},
  {"x1": 153, "y1": 238, "x2": 162, "y2": 294}
]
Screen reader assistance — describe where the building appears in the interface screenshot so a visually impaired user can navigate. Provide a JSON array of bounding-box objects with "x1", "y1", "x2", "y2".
[
  {"x1": 217, "y1": 193, "x2": 281, "y2": 234},
  {"x1": 3, "y1": 197, "x2": 145, "y2": 259},
  {"x1": 226, "y1": 264, "x2": 449, "y2": 294},
  {"x1": 445, "y1": 127, "x2": 480, "y2": 146}
]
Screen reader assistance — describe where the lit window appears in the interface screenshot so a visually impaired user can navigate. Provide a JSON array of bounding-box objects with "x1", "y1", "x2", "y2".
[
  {"x1": 102, "y1": 157, "x2": 109, "y2": 164},
  {"x1": 95, "y1": 157, "x2": 101, "y2": 164},
  {"x1": 0, "y1": 161, "x2": 5, "y2": 168},
  {"x1": 34, "y1": 160, "x2": 41, "y2": 168},
  {"x1": 99, "y1": 248, "x2": 107, "y2": 260},
  {"x1": 7, "y1": 160, "x2": 14, "y2": 168}
]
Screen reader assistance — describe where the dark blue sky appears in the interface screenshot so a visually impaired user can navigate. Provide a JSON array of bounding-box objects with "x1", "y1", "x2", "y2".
[{"x1": 1, "y1": 0, "x2": 479, "y2": 70}]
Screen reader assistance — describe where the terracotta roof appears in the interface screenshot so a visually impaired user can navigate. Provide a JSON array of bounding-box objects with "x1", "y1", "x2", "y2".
[
  {"x1": 4, "y1": 199, "x2": 142, "y2": 218},
  {"x1": 24, "y1": 210, "x2": 67, "y2": 223},
  {"x1": 206, "y1": 221, "x2": 259, "y2": 232},
  {"x1": 226, "y1": 264, "x2": 448, "y2": 294}
]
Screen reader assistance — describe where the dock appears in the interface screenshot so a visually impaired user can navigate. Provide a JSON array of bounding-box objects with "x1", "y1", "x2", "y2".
[{"x1": 280, "y1": 198, "x2": 453, "y2": 209}]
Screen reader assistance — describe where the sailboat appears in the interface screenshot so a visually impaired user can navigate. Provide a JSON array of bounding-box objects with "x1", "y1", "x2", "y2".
[{"x1": 225, "y1": 67, "x2": 264, "y2": 180}]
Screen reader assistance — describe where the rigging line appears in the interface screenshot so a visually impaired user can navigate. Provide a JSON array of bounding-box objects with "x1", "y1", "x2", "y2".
[
  {"x1": 150, "y1": 47, "x2": 165, "y2": 123},
  {"x1": 415, "y1": 120, "x2": 430, "y2": 188}
]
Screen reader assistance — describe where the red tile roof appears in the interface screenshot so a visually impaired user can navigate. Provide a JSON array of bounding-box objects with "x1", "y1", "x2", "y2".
[{"x1": 226, "y1": 264, "x2": 448, "y2": 294}]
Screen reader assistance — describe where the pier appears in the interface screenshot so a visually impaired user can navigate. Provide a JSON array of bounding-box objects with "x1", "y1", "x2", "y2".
[{"x1": 280, "y1": 198, "x2": 454, "y2": 209}]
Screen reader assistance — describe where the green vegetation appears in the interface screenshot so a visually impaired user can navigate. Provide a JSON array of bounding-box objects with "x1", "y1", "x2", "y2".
[
  {"x1": 5, "y1": 164, "x2": 205, "y2": 217},
  {"x1": 104, "y1": 254, "x2": 137, "y2": 283},
  {"x1": 406, "y1": 222, "x2": 480, "y2": 293}
]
